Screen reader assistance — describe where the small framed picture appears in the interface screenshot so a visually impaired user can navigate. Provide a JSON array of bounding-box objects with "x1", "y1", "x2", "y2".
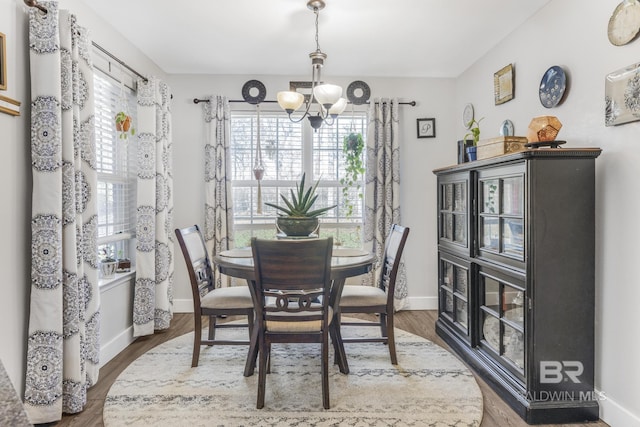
[
  {"x1": 0, "y1": 32, "x2": 6, "y2": 90},
  {"x1": 417, "y1": 118, "x2": 436, "y2": 138},
  {"x1": 494, "y1": 63, "x2": 514, "y2": 105}
]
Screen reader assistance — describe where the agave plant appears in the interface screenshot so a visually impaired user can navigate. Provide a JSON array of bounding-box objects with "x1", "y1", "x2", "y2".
[{"x1": 266, "y1": 173, "x2": 336, "y2": 218}]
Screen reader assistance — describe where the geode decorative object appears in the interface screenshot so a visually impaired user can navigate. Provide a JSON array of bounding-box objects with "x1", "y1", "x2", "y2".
[{"x1": 527, "y1": 116, "x2": 562, "y2": 142}]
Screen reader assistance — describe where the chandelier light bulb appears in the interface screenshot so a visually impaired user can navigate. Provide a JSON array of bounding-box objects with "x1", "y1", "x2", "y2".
[
  {"x1": 277, "y1": 91, "x2": 305, "y2": 113},
  {"x1": 313, "y1": 84, "x2": 342, "y2": 109},
  {"x1": 328, "y1": 97, "x2": 347, "y2": 116}
]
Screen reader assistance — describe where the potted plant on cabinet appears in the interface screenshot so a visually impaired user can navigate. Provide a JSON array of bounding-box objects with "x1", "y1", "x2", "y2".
[
  {"x1": 265, "y1": 173, "x2": 337, "y2": 237},
  {"x1": 340, "y1": 132, "x2": 365, "y2": 217},
  {"x1": 463, "y1": 117, "x2": 483, "y2": 161},
  {"x1": 115, "y1": 111, "x2": 135, "y2": 139}
]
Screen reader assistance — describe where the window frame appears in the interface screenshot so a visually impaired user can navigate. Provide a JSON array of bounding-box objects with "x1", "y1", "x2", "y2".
[
  {"x1": 93, "y1": 56, "x2": 138, "y2": 266},
  {"x1": 229, "y1": 106, "x2": 367, "y2": 247}
]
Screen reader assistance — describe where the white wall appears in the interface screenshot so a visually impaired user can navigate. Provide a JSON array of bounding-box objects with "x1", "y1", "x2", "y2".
[
  {"x1": 167, "y1": 74, "x2": 455, "y2": 310},
  {"x1": 455, "y1": 0, "x2": 640, "y2": 425}
]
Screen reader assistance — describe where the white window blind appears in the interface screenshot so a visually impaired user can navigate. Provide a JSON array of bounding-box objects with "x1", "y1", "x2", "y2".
[
  {"x1": 94, "y1": 69, "x2": 137, "y2": 245},
  {"x1": 229, "y1": 110, "x2": 366, "y2": 247}
]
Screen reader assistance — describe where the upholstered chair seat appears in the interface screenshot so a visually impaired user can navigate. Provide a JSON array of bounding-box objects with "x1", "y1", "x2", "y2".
[
  {"x1": 265, "y1": 307, "x2": 333, "y2": 332},
  {"x1": 340, "y1": 286, "x2": 387, "y2": 307},
  {"x1": 201, "y1": 286, "x2": 254, "y2": 310}
]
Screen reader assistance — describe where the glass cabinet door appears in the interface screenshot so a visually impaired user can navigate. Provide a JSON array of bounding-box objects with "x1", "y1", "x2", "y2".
[
  {"x1": 438, "y1": 173, "x2": 469, "y2": 253},
  {"x1": 478, "y1": 167, "x2": 525, "y2": 264},
  {"x1": 439, "y1": 253, "x2": 470, "y2": 340},
  {"x1": 479, "y1": 268, "x2": 526, "y2": 380}
]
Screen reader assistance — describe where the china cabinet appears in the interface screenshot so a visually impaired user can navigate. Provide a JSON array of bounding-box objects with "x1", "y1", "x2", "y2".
[{"x1": 433, "y1": 148, "x2": 601, "y2": 424}]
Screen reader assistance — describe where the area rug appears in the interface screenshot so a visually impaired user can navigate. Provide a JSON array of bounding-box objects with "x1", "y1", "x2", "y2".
[{"x1": 103, "y1": 321, "x2": 483, "y2": 426}]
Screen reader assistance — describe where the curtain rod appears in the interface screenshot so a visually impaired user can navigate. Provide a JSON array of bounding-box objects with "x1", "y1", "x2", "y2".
[
  {"x1": 193, "y1": 98, "x2": 416, "y2": 106},
  {"x1": 92, "y1": 43, "x2": 148, "y2": 83},
  {"x1": 25, "y1": 0, "x2": 148, "y2": 83}
]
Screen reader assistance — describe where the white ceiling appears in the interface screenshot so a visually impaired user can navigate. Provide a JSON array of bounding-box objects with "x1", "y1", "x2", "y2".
[{"x1": 78, "y1": 0, "x2": 552, "y2": 78}]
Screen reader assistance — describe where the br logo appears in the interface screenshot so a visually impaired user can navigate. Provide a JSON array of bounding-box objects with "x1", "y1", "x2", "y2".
[{"x1": 540, "y1": 361, "x2": 584, "y2": 384}]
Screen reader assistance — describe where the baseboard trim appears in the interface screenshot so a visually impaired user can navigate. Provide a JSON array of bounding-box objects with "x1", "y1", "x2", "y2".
[
  {"x1": 599, "y1": 389, "x2": 640, "y2": 427},
  {"x1": 173, "y1": 298, "x2": 194, "y2": 313},
  {"x1": 403, "y1": 296, "x2": 438, "y2": 311},
  {"x1": 100, "y1": 326, "x2": 135, "y2": 367}
]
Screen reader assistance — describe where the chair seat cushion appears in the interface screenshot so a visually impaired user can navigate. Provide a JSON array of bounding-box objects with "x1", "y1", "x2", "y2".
[
  {"x1": 201, "y1": 286, "x2": 254, "y2": 309},
  {"x1": 340, "y1": 285, "x2": 387, "y2": 307},
  {"x1": 266, "y1": 307, "x2": 333, "y2": 332}
]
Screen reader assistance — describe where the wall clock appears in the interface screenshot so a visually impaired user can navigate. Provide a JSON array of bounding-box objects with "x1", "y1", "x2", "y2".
[
  {"x1": 608, "y1": 0, "x2": 640, "y2": 46},
  {"x1": 463, "y1": 103, "x2": 474, "y2": 128}
]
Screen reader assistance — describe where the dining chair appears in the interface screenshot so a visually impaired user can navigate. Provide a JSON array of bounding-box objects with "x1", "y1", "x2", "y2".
[
  {"x1": 251, "y1": 236, "x2": 334, "y2": 409},
  {"x1": 175, "y1": 225, "x2": 254, "y2": 368},
  {"x1": 339, "y1": 224, "x2": 410, "y2": 365}
]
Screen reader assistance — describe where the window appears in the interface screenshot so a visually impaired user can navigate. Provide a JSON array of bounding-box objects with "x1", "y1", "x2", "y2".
[
  {"x1": 93, "y1": 67, "x2": 137, "y2": 263},
  {"x1": 229, "y1": 110, "x2": 366, "y2": 247}
]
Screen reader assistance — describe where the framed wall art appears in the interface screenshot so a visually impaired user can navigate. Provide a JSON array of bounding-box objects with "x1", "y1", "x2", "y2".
[
  {"x1": 0, "y1": 32, "x2": 6, "y2": 91},
  {"x1": 417, "y1": 118, "x2": 436, "y2": 138},
  {"x1": 605, "y1": 62, "x2": 640, "y2": 126},
  {"x1": 494, "y1": 63, "x2": 514, "y2": 105}
]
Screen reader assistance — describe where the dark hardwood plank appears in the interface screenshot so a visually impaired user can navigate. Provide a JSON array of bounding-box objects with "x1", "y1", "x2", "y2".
[{"x1": 47, "y1": 311, "x2": 608, "y2": 427}]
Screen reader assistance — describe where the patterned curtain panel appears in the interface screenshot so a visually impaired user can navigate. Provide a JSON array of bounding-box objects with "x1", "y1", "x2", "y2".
[
  {"x1": 202, "y1": 95, "x2": 234, "y2": 288},
  {"x1": 363, "y1": 98, "x2": 408, "y2": 310},
  {"x1": 133, "y1": 77, "x2": 174, "y2": 337},
  {"x1": 24, "y1": 4, "x2": 100, "y2": 423}
]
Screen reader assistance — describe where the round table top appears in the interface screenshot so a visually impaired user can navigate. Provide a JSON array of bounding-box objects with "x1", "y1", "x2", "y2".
[{"x1": 213, "y1": 247, "x2": 375, "y2": 281}]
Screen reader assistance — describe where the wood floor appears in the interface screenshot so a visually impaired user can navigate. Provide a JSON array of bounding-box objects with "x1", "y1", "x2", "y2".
[{"x1": 47, "y1": 311, "x2": 609, "y2": 427}]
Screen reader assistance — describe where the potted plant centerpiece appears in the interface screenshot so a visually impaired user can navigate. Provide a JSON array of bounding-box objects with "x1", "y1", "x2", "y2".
[
  {"x1": 266, "y1": 173, "x2": 337, "y2": 237},
  {"x1": 463, "y1": 117, "x2": 483, "y2": 161}
]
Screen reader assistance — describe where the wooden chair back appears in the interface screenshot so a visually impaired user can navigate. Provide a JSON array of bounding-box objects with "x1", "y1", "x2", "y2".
[
  {"x1": 251, "y1": 237, "x2": 333, "y2": 324},
  {"x1": 175, "y1": 224, "x2": 214, "y2": 310},
  {"x1": 379, "y1": 224, "x2": 410, "y2": 304}
]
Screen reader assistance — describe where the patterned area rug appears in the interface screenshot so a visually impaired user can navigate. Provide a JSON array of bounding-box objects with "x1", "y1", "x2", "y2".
[{"x1": 104, "y1": 322, "x2": 483, "y2": 426}]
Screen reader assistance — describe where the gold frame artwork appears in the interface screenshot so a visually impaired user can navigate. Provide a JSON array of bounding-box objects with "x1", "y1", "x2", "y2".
[
  {"x1": 494, "y1": 63, "x2": 514, "y2": 105},
  {"x1": 0, "y1": 32, "x2": 6, "y2": 90}
]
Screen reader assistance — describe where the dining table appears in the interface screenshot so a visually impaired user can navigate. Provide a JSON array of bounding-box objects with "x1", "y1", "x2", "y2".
[{"x1": 213, "y1": 246, "x2": 376, "y2": 377}]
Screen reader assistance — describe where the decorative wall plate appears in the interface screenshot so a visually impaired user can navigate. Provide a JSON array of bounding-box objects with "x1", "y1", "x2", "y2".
[
  {"x1": 608, "y1": 0, "x2": 640, "y2": 46},
  {"x1": 346, "y1": 80, "x2": 371, "y2": 105},
  {"x1": 499, "y1": 119, "x2": 514, "y2": 136},
  {"x1": 463, "y1": 103, "x2": 474, "y2": 128},
  {"x1": 539, "y1": 66, "x2": 567, "y2": 108},
  {"x1": 241, "y1": 80, "x2": 267, "y2": 104}
]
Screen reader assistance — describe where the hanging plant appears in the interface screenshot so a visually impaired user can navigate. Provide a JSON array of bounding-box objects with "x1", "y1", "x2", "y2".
[
  {"x1": 340, "y1": 132, "x2": 365, "y2": 217},
  {"x1": 115, "y1": 111, "x2": 135, "y2": 139}
]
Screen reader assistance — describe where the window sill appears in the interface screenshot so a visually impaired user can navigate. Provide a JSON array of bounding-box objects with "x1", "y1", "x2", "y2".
[{"x1": 99, "y1": 270, "x2": 135, "y2": 291}]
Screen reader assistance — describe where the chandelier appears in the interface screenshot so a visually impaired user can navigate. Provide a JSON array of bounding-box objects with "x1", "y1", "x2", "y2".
[{"x1": 277, "y1": 0, "x2": 347, "y2": 130}]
